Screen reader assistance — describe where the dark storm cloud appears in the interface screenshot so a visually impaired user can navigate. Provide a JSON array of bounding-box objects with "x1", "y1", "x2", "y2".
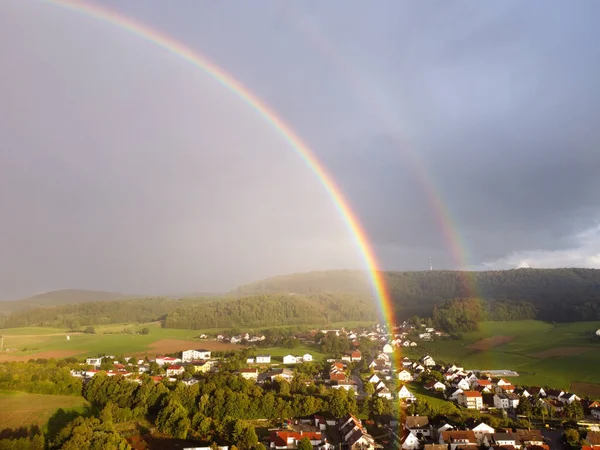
[{"x1": 1, "y1": 0, "x2": 600, "y2": 298}]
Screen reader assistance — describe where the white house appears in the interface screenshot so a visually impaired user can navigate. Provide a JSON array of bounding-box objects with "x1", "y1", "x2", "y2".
[
  {"x1": 86, "y1": 357, "x2": 102, "y2": 368},
  {"x1": 420, "y1": 355, "x2": 435, "y2": 367},
  {"x1": 591, "y1": 407, "x2": 600, "y2": 420},
  {"x1": 494, "y1": 393, "x2": 520, "y2": 409},
  {"x1": 303, "y1": 354, "x2": 313, "y2": 362},
  {"x1": 397, "y1": 385, "x2": 416, "y2": 402},
  {"x1": 247, "y1": 358, "x2": 255, "y2": 364},
  {"x1": 558, "y1": 393, "x2": 580, "y2": 404},
  {"x1": 383, "y1": 344, "x2": 394, "y2": 354},
  {"x1": 471, "y1": 423, "x2": 495, "y2": 444},
  {"x1": 400, "y1": 432, "x2": 420, "y2": 450},
  {"x1": 166, "y1": 365, "x2": 185, "y2": 376},
  {"x1": 376, "y1": 386, "x2": 393, "y2": 399},
  {"x1": 182, "y1": 349, "x2": 211, "y2": 362},
  {"x1": 256, "y1": 355, "x2": 271, "y2": 364},
  {"x1": 283, "y1": 355, "x2": 298, "y2": 365},
  {"x1": 155, "y1": 356, "x2": 181, "y2": 366},
  {"x1": 398, "y1": 370, "x2": 412, "y2": 382},
  {"x1": 405, "y1": 416, "x2": 432, "y2": 438},
  {"x1": 369, "y1": 374, "x2": 381, "y2": 384},
  {"x1": 424, "y1": 380, "x2": 446, "y2": 392},
  {"x1": 238, "y1": 368, "x2": 259, "y2": 381},
  {"x1": 458, "y1": 391, "x2": 483, "y2": 410}
]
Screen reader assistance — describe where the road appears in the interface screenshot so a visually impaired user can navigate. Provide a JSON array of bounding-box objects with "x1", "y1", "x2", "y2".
[
  {"x1": 351, "y1": 369, "x2": 366, "y2": 398},
  {"x1": 543, "y1": 429, "x2": 567, "y2": 450}
]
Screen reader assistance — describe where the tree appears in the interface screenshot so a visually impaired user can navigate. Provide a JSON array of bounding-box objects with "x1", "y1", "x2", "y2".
[
  {"x1": 564, "y1": 428, "x2": 580, "y2": 445},
  {"x1": 516, "y1": 397, "x2": 532, "y2": 417},
  {"x1": 156, "y1": 402, "x2": 190, "y2": 439},
  {"x1": 564, "y1": 401, "x2": 584, "y2": 421},
  {"x1": 51, "y1": 416, "x2": 130, "y2": 450},
  {"x1": 297, "y1": 437, "x2": 312, "y2": 450},
  {"x1": 84, "y1": 326, "x2": 95, "y2": 334},
  {"x1": 364, "y1": 383, "x2": 375, "y2": 396},
  {"x1": 140, "y1": 327, "x2": 150, "y2": 335}
]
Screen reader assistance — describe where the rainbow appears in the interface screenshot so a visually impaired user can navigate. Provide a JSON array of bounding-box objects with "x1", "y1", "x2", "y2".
[
  {"x1": 41, "y1": 0, "x2": 397, "y2": 326},
  {"x1": 278, "y1": 3, "x2": 478, "y2": 296}
]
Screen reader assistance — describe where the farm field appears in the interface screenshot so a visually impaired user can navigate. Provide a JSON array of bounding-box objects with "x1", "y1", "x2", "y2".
[
  {"x1": 0, "y1": 390, "x2": 89, "y2": 431},
  {"x1": 0, "y1": 323, "x2": 241, "y2": 360},
  {"x1": 403, "y1": 320, "x2": 600, "y2": 395},
  {"x1": 0, "y1": 320, "x2": 359, "y2": 361},
  {"x1": 258, "y1": 344, "x2": 325, "y2": 362}
]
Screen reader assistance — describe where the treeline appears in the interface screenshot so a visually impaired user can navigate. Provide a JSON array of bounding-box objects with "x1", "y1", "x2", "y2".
[
  {"x1": 82, "y1": 370, "x2": 391, "y2": 442},
  {"x1": 164, "y1": 293, "x2": 376, "y2": 329},
  {"x1": 432, "y1": 298, "x2": 538, "y2": 332},
  {"x1": 0, "y1": 361, "x2": 82, "y2": 395},
  {"x1": 0, "y1": 297, "x2": 210, "y2": 329},
  {"x1": 0, "y1": 293, "x2": 377, "y2": 329},
  {"x1": 237, "y1": 268, "x2": 600, "y2": 322}
]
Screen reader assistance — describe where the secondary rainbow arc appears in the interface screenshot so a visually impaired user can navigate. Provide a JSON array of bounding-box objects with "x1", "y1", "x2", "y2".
[{"x1": 42, "y1": 0, "x2": 396, "y2": 327}]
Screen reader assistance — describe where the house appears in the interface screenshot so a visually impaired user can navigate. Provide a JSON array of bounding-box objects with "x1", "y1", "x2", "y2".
[
  {"x1": 155, "y1": 356, "x2": 181, "y2": 366},
  {"x1": 398, "y1": 370, "x2": 413, "y2": 382},
  {"x1": 420, "y1": 355, "x2": 436, "y2": 367},
  {"x1": 397, "y1": 385, "x2": 417, "y2": 402},
  {"x1": 472, "y1": 423, "x2": 495, "y2": 444},
  {"x1": 405, "y1": 416, "x2": 432, "y2": 438},
  {"x1": 181, "y1": 349, "x2": 211, "y2": 362},
  {"x1": 399, "y1": 431, "x2": 421, "y2": 450},
  {"x1": 303, "y1": 354, "x2": 313, "y2": 362},
  {"x1": 256, "y1": 355, "x2": 272, "y2": 364},
  {"x1": 247, "y1": 358, "x2": 255, "y2": 364},
  {"x1": 494, "y1": 393, "x2": 520, "y2": 409},
  {"x1": 238, "y1": 368, "x2": 259, "y2": 381},
  {"x1": 369, "y1": 374, "x2": 381, "y2": 384},
  {"x1": 339, "y1": 415, "x2": 375, "y2": 450},
  {"x1": 85, "y1": 357, "x2": 102, "y2": 368},
  {"x1": 269, "y1": 430, "x2": 328, "y2": 450},
  {"x1": 495, "y1": 378, "x2": 511, "y2": 387},
  {"x1": 383, "y1": 344, "x2": 394, "y2": 354},
  {"x1": 351, "y1": 350, "x2": 362, "y2": 361},
  {"x1": 474, "y1": 379, "x2": 492, "y2": 389},
  {"x1": 418, "y1": 333, "x2": 432, "y2": 341},
  {"x1": 454, "y1": 378, "x2": 471, "y2": 391},
  {"x1": 166, "y1": 365, "x2": 185, "y2": 376},
  {"x1": 484, "y1": 433, "x2": 518, "y2": 448},
  {"x1": 269, "y1": 368, "x2": 294, "y2": 382},
  {"x1": 283, "y1": 355, "x2": 298, "y2": 365},
  {"x1": 558, "y1": 392, "x2": 580, "y2": 404},
  {"x1": 586, "y1": 431, "x2": 600, "y2": 447},
  {"x1": 498, "y1": 384, "x2": 516, "y2": 394},
  {"x1": 439, "y1": 430, "x2": 478, "y2": 450},
  {"x1": 334, "y1": 381, "x2": 357, "y2": 392},
  {"x1": 424, "y1": 381, "x2": 446, "y2": 392},
  {"x1": 376, "y1": 386, "x2": 393, "y2": 399},
  {"x1": 330, "y1": 372, "x2": 347, "y2": 382},
  {"x1": 192, "y1": 361, "x2": 212, "y2": 373},
  {"x1": 528, "y1": 387, "x2": 546, "y2": 397},
  {"x1": 515, "y1": 429, "x2": 544, "y2": 447},
  {"x1": 458, "y1": 391, "x2": 483, "y2": 410},
  {"x1": 545, "y1": 389, "x2": 564, "y2": 400},
  {"x1": 448, "y1": 388, "x2": 463, "y2": 401},
  {"x1": 591, "y1": 407, "x2": 600, "y2": 420}
]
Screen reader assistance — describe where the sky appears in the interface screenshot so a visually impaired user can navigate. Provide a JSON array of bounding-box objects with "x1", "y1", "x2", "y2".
[{"x1": 1, "y1": 0, "x2": 600, "y2": 298}]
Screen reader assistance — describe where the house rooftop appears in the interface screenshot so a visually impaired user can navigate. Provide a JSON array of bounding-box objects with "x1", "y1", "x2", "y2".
[{"x1": 405, "y1": 416, "x2": 430, "y2": 428}]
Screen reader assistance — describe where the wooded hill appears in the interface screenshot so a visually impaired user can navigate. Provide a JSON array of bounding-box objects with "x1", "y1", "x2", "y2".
[
  {"x1": 0, "y1": 289, "x2": 135, "y2": 314},
  {"x1": 2, "y1": 268, "x2": 600, "y2": 329},
  {"x1": 0, "y1": 293, "x2": 377, "y2": 329},
  {"x1": 236, "y1": 268, "x2": 600, "y2": 322}
]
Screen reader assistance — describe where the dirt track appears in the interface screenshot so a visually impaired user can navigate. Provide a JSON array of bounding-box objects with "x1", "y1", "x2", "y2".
[{"x1": 468, "y1": 335, "x2": 515, "y2": 351}]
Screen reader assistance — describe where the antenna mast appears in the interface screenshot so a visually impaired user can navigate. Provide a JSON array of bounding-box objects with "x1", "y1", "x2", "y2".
[{"x1": 429, "y1": 257, "x2": 433, "y2": 271}]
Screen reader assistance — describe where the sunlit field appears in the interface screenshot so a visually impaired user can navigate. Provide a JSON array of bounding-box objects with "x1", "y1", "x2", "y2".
[{"x1": 402, "y1": 320, "x2": 600, "y2": 393}]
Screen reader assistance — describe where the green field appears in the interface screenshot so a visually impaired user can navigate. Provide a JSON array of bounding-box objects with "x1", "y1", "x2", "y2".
[
  {"x1": 0, "y1": 321, "x2": 359, "y2": 360},
  {"x1": 403, "y1": 320, "x2": 600, "y2": 395},
  {"x1": 257, "y1": 344, "x2": 326, "y2": 362},
  {"x1": 0, "y1": 390, "x2": 89, "y2": 431}
]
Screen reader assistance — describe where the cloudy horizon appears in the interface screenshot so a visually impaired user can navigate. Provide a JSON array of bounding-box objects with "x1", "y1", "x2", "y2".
[{"x1": 1, "y1": 0, "x2": 600, "y2": 299}]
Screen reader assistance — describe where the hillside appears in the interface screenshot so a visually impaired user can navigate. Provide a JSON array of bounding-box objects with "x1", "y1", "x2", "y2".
[
  {"x1": 0, "y1": 293, "x2": 376, "y2": 329},
  {"x1": 235, "y1": 268, "x2": 600, "y2": 321},
  {"x1": 0, "y1": 289, "x2": 135, "y2": 314}
]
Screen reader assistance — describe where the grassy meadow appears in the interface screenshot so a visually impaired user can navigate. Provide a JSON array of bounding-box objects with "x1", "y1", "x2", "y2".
[
  {"x1": 0, "y1": 390, "x2": 89, "y2": 431},
  {"x1": 403, "y1": 320, "x2": 600, "y2": 395},
  {"x1": 0, "y1": 320, "x2": 355, "y2": 361}
]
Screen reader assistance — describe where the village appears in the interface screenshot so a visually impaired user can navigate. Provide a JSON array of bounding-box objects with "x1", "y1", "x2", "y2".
[{"x1": 69, "y1": 323, "x2": 600, "y2": 450}]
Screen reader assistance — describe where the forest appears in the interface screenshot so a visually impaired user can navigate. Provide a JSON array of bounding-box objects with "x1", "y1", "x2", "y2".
[{"x1": 2, "y1": 268, "x2": 600, "y2": 330}]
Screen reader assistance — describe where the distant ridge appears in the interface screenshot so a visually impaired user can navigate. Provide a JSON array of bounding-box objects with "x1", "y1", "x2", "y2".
[{"x1": 0, "y1": 289, "x2": 135, "y2": 314}]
